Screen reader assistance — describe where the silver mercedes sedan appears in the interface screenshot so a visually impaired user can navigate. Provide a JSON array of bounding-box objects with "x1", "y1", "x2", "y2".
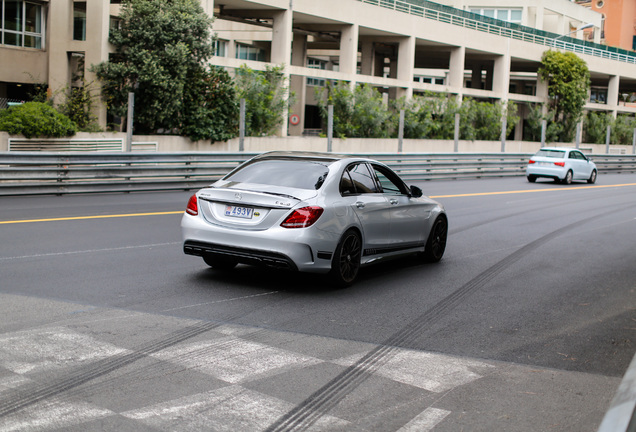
[{"x1": 181, "y1": 152, "x2": 447, "y2": 286}]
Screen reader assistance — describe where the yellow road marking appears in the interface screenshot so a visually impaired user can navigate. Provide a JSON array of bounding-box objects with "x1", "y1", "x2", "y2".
[
  {"x1": 0, "y1": 211, "x2": 183, "y2": 225},
  {"x1": 1, "y1": 182, "x2": 635, "y2": 225},
  {"x1": 430, "y1": 182, "x2": 636, "y2": 199}
]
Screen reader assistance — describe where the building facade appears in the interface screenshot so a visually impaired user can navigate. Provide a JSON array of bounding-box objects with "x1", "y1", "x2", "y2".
[
  {"x1": 577, "y1": 0, "x2": 636, "y2": 51},
  {"x1": 2, "y1": 0, "x2": 636, "y2": 139}
]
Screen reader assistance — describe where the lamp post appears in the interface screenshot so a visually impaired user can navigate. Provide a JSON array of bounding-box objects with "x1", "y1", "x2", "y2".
[{"x1": 552, "y1": 23, "x2": 594, "y2": 49}]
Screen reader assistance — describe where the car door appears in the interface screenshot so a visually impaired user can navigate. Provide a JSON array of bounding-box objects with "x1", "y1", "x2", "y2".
[
  {"x1": 569, "y1": 150, "x2": 592, "y2": 180},
  {"x1": 369, "y1": 164, "x2": 433, "y2": 248},
  {"x1": 339, "y1": 163, "x2": 392, "y2": 251}
]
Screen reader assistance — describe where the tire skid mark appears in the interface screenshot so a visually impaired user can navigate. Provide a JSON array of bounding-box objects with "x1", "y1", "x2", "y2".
[
  {"x1": 0, "y1": 321, "x2": 222, "y2": 418},
  {"x1": 264, "y1": 210, "x2": 613, "y2": 432}
]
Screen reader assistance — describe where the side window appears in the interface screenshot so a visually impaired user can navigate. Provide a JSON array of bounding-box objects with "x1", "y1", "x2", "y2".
[
  {"x1": 569, "y1": 152, "x2": 576, "y2": 159},
  {"x1": 340, "y1": 163, "x2": 378, "y2": 195},
  {"x1": 371, "y1": 165, "x2": 407, "y2": 195}
]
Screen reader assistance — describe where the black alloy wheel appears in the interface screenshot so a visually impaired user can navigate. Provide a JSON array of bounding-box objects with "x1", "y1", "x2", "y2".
[
  {"x1": 423, "y1": 216, "x2": 448, "y2": 263},
  {"x1": 588, "y1": 170, "x2": 597, "y2": 184},
  {"x1": 562, "y1": 170, "x2": 573, "y2": 185},
  {"x1": 330, "y1": 230, "x2": 362, "y2": 287}
]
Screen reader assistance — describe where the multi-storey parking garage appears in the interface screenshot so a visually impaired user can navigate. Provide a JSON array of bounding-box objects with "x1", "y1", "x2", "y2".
[{"x1": 2, "y1": 0, "x2": 636, "y2": 139}]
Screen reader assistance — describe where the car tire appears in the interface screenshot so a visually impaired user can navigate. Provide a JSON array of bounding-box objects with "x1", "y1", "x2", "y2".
[
  {"x1": 527, "y1": 175, "x2": 536, "y2": 183},
  {"x1": 588, "y1": 170, "x2": 597, "y2": 184},
  {"x1": 330, "y1": 229, "x2": 362, "y2": 287},
  {"x1": 203, "y1": 254, "x2": 238, "y2": 270},
  {"x1": 562, "y1": 170, "x2": 573, "y2": 185},
  {"x1": 423, "y1": 216, "x2": 448, "y2": 263}
]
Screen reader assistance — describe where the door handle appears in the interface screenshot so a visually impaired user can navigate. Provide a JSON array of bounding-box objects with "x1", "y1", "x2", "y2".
[
  {"x1": 355, "y1": 202, "x2": 365, "y2": 209},
  {"x1": 390, "y1": 199, "x2": 399, "y2": 205}
]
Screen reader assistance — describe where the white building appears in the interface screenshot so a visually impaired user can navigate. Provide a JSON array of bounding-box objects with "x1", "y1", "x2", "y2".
[{"x1": 1, "y1": 0, "x2": 635, "y2": 139}]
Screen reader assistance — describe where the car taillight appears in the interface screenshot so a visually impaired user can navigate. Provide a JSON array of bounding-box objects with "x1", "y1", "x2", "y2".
[
  {"x1": 281, "y1": 206, "x2": 324, "y2": 228},
  {"x1": 186, "y1": 194, "x2": 198, "y2": 215},
  {"x1": 528, "y1": 159, "x2": 536, "y2": 164},
  {"x1": 554, "y1": 162, "x2": 565, "y2": 167}
]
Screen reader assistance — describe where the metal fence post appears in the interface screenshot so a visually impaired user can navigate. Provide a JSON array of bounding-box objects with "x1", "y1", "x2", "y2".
[
  {"x1": 327, "y1": 105, "x2": 333, "y2": 153},
  {"x1": 500, "y1": 117, "x2": 507, "y2": 153},
  {"x1": 398, "y1": 110, "x2": 405, "y2": 153},
  {"x1": 541, "y1": 120, "x2": 546, "y2": 147},
  {"x1": 126, "y1": 92, "x2": 134, "y2": 152},
  {"x1": 606, "y1": 125, "x2": 611, "y2": 154},
  {"x1": 239, "y1": 99, "x2": 245, "y2": 152},
  {"x1": 454, "y1": 113, "x2": 460, "y2": 152},
  {"x1": 633, "y1": 128, "x2": 636, "y2": 155},
  {"x1": 575, "y1": 122, "x2": 581, "y2": 149}
]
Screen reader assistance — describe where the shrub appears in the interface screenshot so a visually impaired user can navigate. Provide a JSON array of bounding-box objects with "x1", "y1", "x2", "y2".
[{"x1": 0, "y1": 102, "x2": 77, "y2": 138}]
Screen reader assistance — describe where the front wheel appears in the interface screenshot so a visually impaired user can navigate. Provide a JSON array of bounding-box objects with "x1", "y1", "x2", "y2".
[
  {"x1": 587, "y1": 170, "x2": 597, "y2": 184},
  {"x1": 423, "y1": 216, "x2": 448, "y2": 263},
  {"x1": 562, "y1": 170, "x2": 573, "y2": 185},
  {"x1": 330, "y1": 230, "x2": 362, "y2": 287}
]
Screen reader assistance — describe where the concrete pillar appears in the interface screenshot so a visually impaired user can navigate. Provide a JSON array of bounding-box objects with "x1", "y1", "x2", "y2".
[
  {"x1": 84, "y1": 0, "x2": 110, "y2": 127},
  {"x1": 289, "y1": 33, "x2": 307, "y2": 136},
  {"x1": 492, "y1": 50, "x2": 511, "y2": 98},
  {"x1": 448, "y1": 46, "x2": 465, "y2": 98},
  {"x1": 339, "y1": 23, "x2": 359, "y2": 78},
  {"x1": 608, "y1": 75, "x2": 620, "y2": 118},
  {"x1": 471, "y1": 64, "x2": 482, "y2": 89},
  {"x1": 360, "y1": 40, "x2": 375, "y2": 76},
  {"x1": 200, "y1": 0, "x2": 215, "y2": 16},
  {"x1": 272, "y1": 8, "x2": 293, "y2": 136},
  {"x1": 534, "y1": 0, "x2": 544, "y2": 30},
  {"x1": 47, "y1": 0, "x2": 72, "y2": 97},
  {"x1": 396, "y1": 36, "x2": 415, "y2": 99}
]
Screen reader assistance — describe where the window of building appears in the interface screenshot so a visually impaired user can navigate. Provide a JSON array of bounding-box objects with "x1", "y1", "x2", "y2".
[
  {"x1": 590, "y1": 88, "x2": 607, "y2": 104},
  {"x1": 1, "y1": 0, "x2": 43, "y2": 48},
  {"x1": 213, "y1": 39, "x2": 227, "y2": 57},
  {"x1": 307, "y1": 58, "x2": 326, "y2": 87},
  {"x1": 235, "y1": 43, "x2": 265, "y2": 62},
  {"x1": 470, "y1": 8, "x2": 522, "y2": 24},
  {"x1": 414, "y1": 75, "x2": 444, "y2": 85},
  {"x1": 73, "y1": 2, "x2": 86, "y2": 41}
]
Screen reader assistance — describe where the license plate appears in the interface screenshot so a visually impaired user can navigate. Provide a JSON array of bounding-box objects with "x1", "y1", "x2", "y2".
[
  {"x1": 539, "y1": 162, "x2": 551, "y2": 167},
  {"x1": 225, "y1": 205, "x2": 253, "y2": 219}
]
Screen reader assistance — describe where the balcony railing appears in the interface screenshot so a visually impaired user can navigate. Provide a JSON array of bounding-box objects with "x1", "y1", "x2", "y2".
[{"x1": 358, "y1": 0, "x2": 636, "y2": 65}]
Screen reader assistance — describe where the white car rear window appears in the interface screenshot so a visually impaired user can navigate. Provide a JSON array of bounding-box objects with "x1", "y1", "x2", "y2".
[{"x1": 535, "y1": 150, "x2": 565, "y2": 158}]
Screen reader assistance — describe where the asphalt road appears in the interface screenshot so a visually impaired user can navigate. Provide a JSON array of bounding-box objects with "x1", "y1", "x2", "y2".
[{"x1": 0, "y1": 174, "x2": 635, "y2": 431}]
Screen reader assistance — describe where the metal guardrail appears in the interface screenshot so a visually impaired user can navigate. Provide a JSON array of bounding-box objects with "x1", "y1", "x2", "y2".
[
  {"x1": 358, "y1": 0, "x2": 636, "y2": 65},
  {"x1": 1, "y1": 152, "x2": 635, "y2": 196}
]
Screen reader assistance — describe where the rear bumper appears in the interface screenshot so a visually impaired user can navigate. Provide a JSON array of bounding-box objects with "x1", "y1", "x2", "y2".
[
  {"x1": 181, "y1": 213, "x2": 337, "y2": 273},
  {"x1": 184, "y1": 240, "x2": 298, "y2": 271},
  {"x1": 526, "y1": 165, "x2": 566, "y2": 180}
]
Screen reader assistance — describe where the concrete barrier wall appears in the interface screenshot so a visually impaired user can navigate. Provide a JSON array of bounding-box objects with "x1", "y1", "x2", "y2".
[{"x1": 0, "y1": 131, "x2": 631, "y2": 155}]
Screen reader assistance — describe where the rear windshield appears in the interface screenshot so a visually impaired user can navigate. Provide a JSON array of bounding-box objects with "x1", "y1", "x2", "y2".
[
  {"x1": 535, "y1": 149, "x2": 565, "y2": 158},
  {"x1": 224, "y1": 159, "x2": 331, "y2": 190}
]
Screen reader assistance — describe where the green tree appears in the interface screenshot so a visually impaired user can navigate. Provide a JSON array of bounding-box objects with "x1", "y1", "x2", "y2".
[
  {"x1": 317, "y1": 81, "x2": 392, "y2": 138},
  {"x1": 584, "y1": 111, "x2": 613, "y2": 144},
  {"x1": 92, "y1": 0, "x2": 235, "y2": 141},
  {"x1": 613, "y1": 114, "x2": 636, "y2": 145},
  {"x1": 523, "y1": 104, "x2": 562, "y2": 143},
  {"x1": 460, "y1": 99, "x2": 518, "y2": 140},
  {"x1": 538, "y1": 50, "x2": 590, "y2": 142},
  {"x1": 0, "y1": 102, "x2": 77, "y2": 138},
  {"x1": 181, "y1": 66, "x2": 238, "y2": 142},
  {"x1": 234, "y1": 65, "x2": 295, "y2": 136},
  {"x1": 393, "y1": 92, "x2": 460, "y2": 139}
]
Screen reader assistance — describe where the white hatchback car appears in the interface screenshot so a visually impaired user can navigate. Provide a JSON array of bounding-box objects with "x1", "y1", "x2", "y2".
[{"x1": 526, "y1": 147, "x2": 597, "y2": 184}]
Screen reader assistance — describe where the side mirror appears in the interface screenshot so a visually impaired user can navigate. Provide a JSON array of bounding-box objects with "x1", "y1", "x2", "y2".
[{"x1": 409, "y1": 185, "x2": 423, "y2": 198}]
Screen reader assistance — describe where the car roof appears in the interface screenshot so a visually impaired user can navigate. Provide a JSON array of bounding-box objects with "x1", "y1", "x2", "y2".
[
  {"x1": 249, "y1": 151, "x2": 375, "y2": 164},
  {"x1": 538, "y1": 147, "x2": 579, "y2": 152}
]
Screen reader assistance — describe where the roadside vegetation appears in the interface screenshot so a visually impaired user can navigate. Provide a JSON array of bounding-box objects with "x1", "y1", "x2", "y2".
[{"x1": 2, "y1": 1, "x2": 635, "y2": 145}]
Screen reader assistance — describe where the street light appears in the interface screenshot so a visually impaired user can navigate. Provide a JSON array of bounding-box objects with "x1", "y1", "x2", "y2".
[{"x1": 553, "y1": 23, "x2": 594, "y2": 47}]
